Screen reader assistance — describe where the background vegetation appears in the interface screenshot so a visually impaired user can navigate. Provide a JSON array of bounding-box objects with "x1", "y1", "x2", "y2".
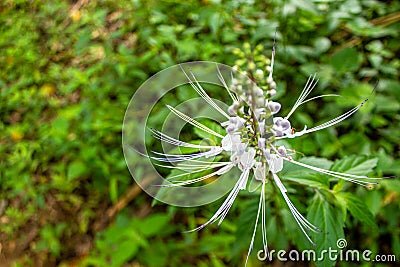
[{"x1": 0, "y1": 0, "x2": 399, "y2": 266}]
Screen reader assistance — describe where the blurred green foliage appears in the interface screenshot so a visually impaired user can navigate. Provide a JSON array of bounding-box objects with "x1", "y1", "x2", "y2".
[{"x1": 0, "y1": 0, "x2": 399, "y2": 266}]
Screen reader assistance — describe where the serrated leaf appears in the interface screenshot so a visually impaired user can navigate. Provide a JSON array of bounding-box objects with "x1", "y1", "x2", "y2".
[
  {"x1": 283, "y1": 172, "x2": 329, "y2": 190},
  {"x1": 336, "y1": 192, "x2": 377, "y2": 229},
  {"x1": 307, "y1": 194, "x2": 345, "y2": 267},
  {"x1": 283, "y1": 157, "x2": 334, "y2": 173},
  {"x1": 282, "y1": 157, "x2": 333, "y2": 189},
  {"x1": 330, "y1": 155, "x2": 378, "y2": 176}
]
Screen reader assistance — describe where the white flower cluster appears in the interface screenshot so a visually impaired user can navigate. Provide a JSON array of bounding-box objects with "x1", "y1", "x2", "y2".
[{"x1": 149, "y1": 45, "x2": 380, "y2": 265}]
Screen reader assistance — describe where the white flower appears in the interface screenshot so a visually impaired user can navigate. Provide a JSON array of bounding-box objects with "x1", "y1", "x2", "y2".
[
  {"x1": 253, "y1": 162, "x2": 266, "y2": 182},
  {"x1": 267, "y1": 154, "x2": 283, "y2": 174},
  {"x1": 239, "y1": 148, "x2": 256, "y2": 171},
  {"x1": 221, "y1": 134, "x2": 246, "y2": 154},
  {"x1": 147, "y1": 42, "x2": 383, "y2": 266},
  {"x1": 267, "y1": 101, "x2": 281, "y2": 114}
]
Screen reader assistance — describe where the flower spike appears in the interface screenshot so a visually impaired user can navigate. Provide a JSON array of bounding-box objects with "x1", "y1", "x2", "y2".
[{"x1": 145, "y1": 41, "x2": 387, "y2": 266}]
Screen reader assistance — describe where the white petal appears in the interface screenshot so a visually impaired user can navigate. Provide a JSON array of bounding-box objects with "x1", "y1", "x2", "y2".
[
  {"x1": 238, "y1": 168, "x2": 250, "y2": 190},
  {"x1": 221, "y1": 134, "x2": 241, "y2": 151},
  {"x1": 268, "y1": 154, "x2": 283, "y2": 173},
  {"x1": 240, "y1": 148, "x2": 256, "y2": 169},
  {"x1": 254, "y1": 162, "x2": 266, "y2": 181}
]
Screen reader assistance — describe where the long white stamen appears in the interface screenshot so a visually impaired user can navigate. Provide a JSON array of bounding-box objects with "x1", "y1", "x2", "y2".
[
  {"x1": 278, "y1": 105, "x2": 362, "y2": 140},
  {"x1": 218, "y1": 168, "x2": 250, "y2": 225},
  {"x1": 150, "y1": 128, "x2": 216, "y2": 149},
  {"x1": 154, "y1": 161, "x2": 229, "y2": 173},
  {"x1": 215, "y1": 64, "x2": 238, "y2": 102},
  {"x1": 280, "y1": 156, "x2": 379, "y2": 187},
  {"x1": 172, "y1": 162, "x2": 228, "y2": 168},
  {"x1": 272, "y1": 173, "x2": 319, "y2": 245},
  {"x1": 285, "y1": 73, "x2": 319, "y2": 120},
  {"x1": 230, "y1": 73, "x2": 240, "y2": 102},
  {"x1": 268, "y1": 31, "x2": 277, "y2": 81},
  {"x1": 190, "y1": 71, "x2": 231, "y2": 119},
  {"x1": 261, "y1": 182, "x2": 268, "y2": 253},
  {"x1": 245, "y1": 181, "x2": 266, "y2": 266},
  {"x1": 271, "y1": 172, "x2": 319, "y2": 232},
  {"x1": 281, "y1": 192, "x2": 320, "y2": 232},
  {"x1": 185, "y1": 170, "x2": 248, "y2": 233},
  {"x1": 230, "y1": 72, "x2": 241, "y2": 102},
  {"x1": 179, "y1": 64, "x2": 230, "y2": 119},
  {"x1": 129, "y1": 146, "x2": 213, "y2": 163},
  {"x1": 154, "y1": 156, "x2": 229, "y2": 170},
  {"x1": 281, "y1": 84, "x2": 377, "y2": 140},
  {"x1": 303, "y1": 85, "x2": 376, "y2": 134},
  {"x1": 151, "y1": 150, "x2": 219, "y2": 158},
  {"x1": 167, "y1": 105, "x2": 224, "y2": 138},
  {"x1": 300, "y1": 94, "x2": 341, "y2": 105},
  {"x1": 270, "y1": 146, "x2": 379, "y2": 182},
  {"x1": 304, "y1": 105, "x2": 362, "y2": 134},
  {"x1": 155, "y1": 157, "x2": 225, "y2": 167},
  {"x1": 165, "y1": 163, "x2": 234, "y2": 187},
  {"x1": 286, "y1": 74, "x2": 314, "y2": 118},
  {"x1": 149, "y1": 148, "x2": 223, "y2": 163}
]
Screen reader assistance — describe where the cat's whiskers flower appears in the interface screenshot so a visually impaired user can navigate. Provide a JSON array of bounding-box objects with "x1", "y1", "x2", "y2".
[{"x1": 147, "y1": 44, "x2": 384, "y2": 266}]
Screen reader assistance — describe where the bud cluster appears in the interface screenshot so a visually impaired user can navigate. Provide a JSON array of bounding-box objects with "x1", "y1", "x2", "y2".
[
  {"x1": 232, "y1": 42, "x2": 277, "y2": 96},
  {"x1": 224, "y1": 43, "x2": 290, "y2": 176}
]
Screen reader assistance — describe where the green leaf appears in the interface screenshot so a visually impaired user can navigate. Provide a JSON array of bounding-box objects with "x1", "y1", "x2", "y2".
[
  {"x1": 346, "y1": 18, "x2": 397, "y2": 37},
  {"x1": 193, "y1": 120, "x2": 225, "y2": 146},
  {"x1": 134, "y1": 214, "x2": 170, "y2": 237},
  {"x1": 67, "y1": 160, "x2": 87, "y2": 180},
  {"x1": 380, "y1": 179, "x2": 400, "y2": 194},
  {"x1": 198, "y1": 234, "x2": 235, "y2": 254},
  {"x1": 331, "y1": 47, "x2": 361, "y2": 74},
  {"x1": 364, "y1": 189, "x2": 382, "y2": 216},
  {"x1": 152, "y1": 157, "x2": 223, "y2": 206},
  {"x1": 330, "y1": 155, "x2": 378, "y2": 176},
  {"x1": 307, "y1": 194, "x2": 345, "y2": 267},
  {"x1": 283, "y1": 172, "x2": 329, "y2": 190},
  {"x1": 332, "y1": 179, "x2": 345, "y2": 193},
  {"x1": 336, "y1": 192, "x2": 377, "y2": 229},
  {"x1": 331, "y1": 155, "x2": 378, "y2": 192},
  {"x1": 112, "y1": 240, "x2": 140, "y2": 266},
  {"x1": 282, "y1": 157, "x2": 333, "y2": 190},
  {"x1": 375, "y1": 95, "x2": 400, "y2": 113},
  {"x1": 50, "y1": 117, "x2": 69, "y2": 139},
  {"x1": 109, "y1": 177, "x2": 118, "y2": 203}
]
